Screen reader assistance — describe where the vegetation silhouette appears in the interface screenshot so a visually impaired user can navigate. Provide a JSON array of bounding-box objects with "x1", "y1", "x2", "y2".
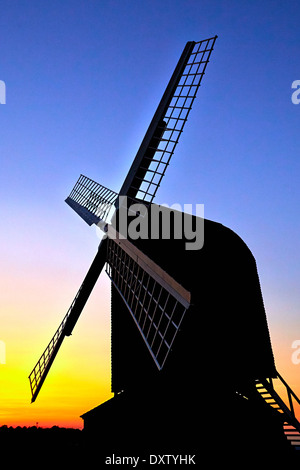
[{"x1": 0, "y1": 425, "x2": 83, "y2": 449}]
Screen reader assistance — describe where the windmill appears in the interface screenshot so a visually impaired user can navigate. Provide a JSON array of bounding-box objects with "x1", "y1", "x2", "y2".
[{"x1": 29, "y1": 37, "x2": 300, "y2": 451}]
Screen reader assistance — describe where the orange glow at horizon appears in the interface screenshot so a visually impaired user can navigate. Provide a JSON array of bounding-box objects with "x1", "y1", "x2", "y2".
[
  {"x1": 2, "y1": 287, "x2": 300, "y2": 428},
  {"x1": 0, "y1": 260, "x2": 114, "y2": 429},
  {"x1": 1, "y1": 210, "x2": 300, "y2": 428}
]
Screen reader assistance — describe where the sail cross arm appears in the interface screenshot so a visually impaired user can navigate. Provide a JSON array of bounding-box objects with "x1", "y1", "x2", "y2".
[{"x1": 105, "y1": 225, "x2": 191, "y2": 308}]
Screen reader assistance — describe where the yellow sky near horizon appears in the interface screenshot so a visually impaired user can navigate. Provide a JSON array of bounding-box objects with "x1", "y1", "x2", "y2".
[
  {"x1": 1, "y1": 268, "x2": 300, "y2": 429},
  {"x1": 0, "y1": 259, "x2": 113, "y2": 428}
]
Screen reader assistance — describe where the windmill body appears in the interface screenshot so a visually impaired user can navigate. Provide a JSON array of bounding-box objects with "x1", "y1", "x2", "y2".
[
  {"x1": 110, "y1": 208, "x2": 277, "y2": 393},
  {"x1": 82, "y1": 209, "x2": 283, "y2": 451},
  {"x1": 29, "y1": 37, "x2": 300, "y2": 451}
]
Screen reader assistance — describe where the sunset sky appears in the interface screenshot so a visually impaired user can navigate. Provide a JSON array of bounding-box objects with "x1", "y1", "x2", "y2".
[{"x1": 1, "y1": 0, "x2": 300, "y2": 428}]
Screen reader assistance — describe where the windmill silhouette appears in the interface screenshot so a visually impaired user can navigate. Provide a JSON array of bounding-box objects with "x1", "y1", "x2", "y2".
[{"x1": 29, "y1": 37, "x2": 300, "y2": 451}]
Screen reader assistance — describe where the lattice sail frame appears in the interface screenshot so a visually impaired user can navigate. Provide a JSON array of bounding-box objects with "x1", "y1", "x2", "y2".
[
  {"x1": 65, "y1": 174, "x2": 118, "y2": 226},
  {"x1": 28, "y1": 247, "x2": 106, "y2": 402},
  {"x1": 105, "y1": 227, "x2": 191, "y2": 369},
  {"x1": 29, "y1": 313, "x2": 69, "y2": 401},
  {"x1": 128, "y1": 37, "x2": 217, "y2": 205}
]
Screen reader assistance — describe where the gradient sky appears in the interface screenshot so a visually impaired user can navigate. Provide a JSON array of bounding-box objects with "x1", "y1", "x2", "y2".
[{"x1": 1, "y1": 0, "x2": 300, "y2": 428}]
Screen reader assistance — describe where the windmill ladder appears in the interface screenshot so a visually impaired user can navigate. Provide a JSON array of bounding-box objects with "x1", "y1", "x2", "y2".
[{"x1": 255, "y1": 372, "x2": 300, "y2": 451}]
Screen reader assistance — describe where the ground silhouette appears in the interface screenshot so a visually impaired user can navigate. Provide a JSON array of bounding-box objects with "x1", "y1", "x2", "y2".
[{"x1": 0, "y1": 425, "x2": 83, "y2": 449}]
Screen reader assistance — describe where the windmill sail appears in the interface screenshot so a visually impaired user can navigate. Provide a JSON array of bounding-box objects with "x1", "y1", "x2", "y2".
[
  {"x1": 119, "y1": 36, "x2": 218, "y2": 206},
  {"x1": 105, "y1": 226, "x2": 191, "y2": 369},
  {"x1": 28, "y1": 37, "x2": 217, "y2": 402},
  {"x1": 28, "y1": 244, "x2": 107, "y2": 402},
  {"x1": 65, "y1": 174, "x2": 118, "y2": 226},
  {"x1": 29, "y1": 311, "x2": 68, "y2": 403},
  {"x1": 66, "y1": 37, "x2": 218, "y2": 226}
]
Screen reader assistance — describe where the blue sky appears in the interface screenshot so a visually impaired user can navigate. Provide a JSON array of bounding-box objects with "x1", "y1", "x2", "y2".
[{"x1": 1, "y1": 0, "x2": 300, "y2": 425}]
